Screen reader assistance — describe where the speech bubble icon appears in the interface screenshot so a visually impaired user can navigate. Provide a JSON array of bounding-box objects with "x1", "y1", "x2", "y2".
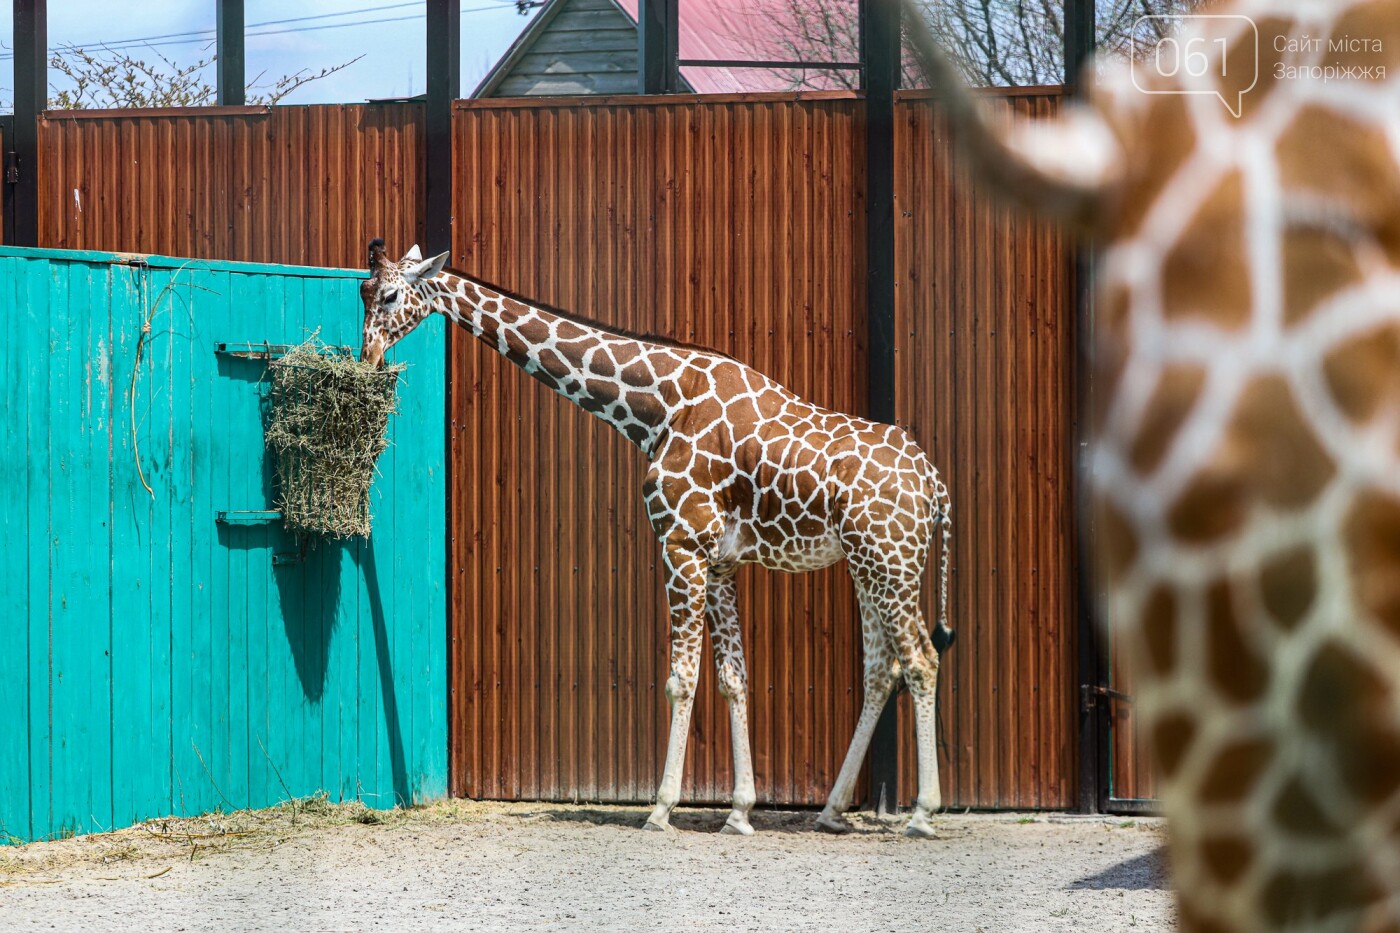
[{"x1": 1130, "y1": 15, "x2": 1259, "y2": 119}]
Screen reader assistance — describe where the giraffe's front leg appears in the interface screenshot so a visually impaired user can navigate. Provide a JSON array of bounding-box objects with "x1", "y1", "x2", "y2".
[
  {"x1": 706, "y1": 569, "x2": 757, "y2": 836},
  {"x1": 644, "y1": 544, "x2": 709, "y2": 833}
]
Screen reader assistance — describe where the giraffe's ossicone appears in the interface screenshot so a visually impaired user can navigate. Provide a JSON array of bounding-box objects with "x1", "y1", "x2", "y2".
[
  {"x1": 903, "y1": 0, "x2": 1400, "y2": 929},
  {"x1": 359, "y1": 237, "x2": 956, "y2": 837}
]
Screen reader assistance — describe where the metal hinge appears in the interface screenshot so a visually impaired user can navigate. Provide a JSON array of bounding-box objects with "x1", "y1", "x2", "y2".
[
  {"x1": 4, "y1": 151, "x2": 18, "y2": 184},
  {"x1": 1081, "y1": 684, "x2": 1134, "y2": 711}
]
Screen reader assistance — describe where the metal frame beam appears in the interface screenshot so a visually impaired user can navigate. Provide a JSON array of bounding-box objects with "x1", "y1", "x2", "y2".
[
  {"x1": 861, "y1": 0, "x2": 902, "y2": 812},
  {"x1": 425, "y1": 0, "x2": 460, "y2": 257},
  {"x1": 11, "y1": 0, "x2": 46, "y2": 247},
  {"x1": 216, "y1": 0, "x2": 246, "y2": 106},
  {"x1": 428, "y1": 0, "x2": 461, "y2": 798},
  {"x1": 637, "y1": 0, "x2": 680, "y2": 94},
  {"x1": 1064, "y1": 0, "x2": 1103, "y2": 815}
]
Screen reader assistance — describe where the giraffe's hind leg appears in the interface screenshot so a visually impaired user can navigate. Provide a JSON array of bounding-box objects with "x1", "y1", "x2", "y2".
[
  {"x1": 705, "y1": 568, "x2": 757, "y2": 836},
  {"x1": 818, "y1": 585, "x2": 900, "y2": 834},
  {"x1": 882, "y1": 597, "x2": 944, "y2": 838}
]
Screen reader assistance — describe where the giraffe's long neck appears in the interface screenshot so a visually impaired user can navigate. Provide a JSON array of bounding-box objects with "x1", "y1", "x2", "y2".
[{"x1": 425, "y1": 270, "x2": 685, "y2": 452}]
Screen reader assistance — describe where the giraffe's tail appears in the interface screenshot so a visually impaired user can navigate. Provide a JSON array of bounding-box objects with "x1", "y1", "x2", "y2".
[{"x1": 930, "y1": 475, "x2": 956, "y2": 655}]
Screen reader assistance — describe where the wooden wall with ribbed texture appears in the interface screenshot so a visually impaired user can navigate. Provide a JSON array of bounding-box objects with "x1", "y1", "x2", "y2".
[
  {"x1": 449, "y1": 90, "x2": 1087, "y2": 809},
  {"x1": 37, "y1": 104, "x2": 423, "y2": 269},
  {"x1": 892, "y1": 90, "x2": 1080, "y2": 809}
]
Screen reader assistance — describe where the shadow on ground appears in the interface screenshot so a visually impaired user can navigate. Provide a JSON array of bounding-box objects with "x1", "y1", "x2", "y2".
[
  {"x1": 519, "y1": 806, "x2": 897, "y2": 836},
  {"x1": 1069, "y1": 847, "x2": 1170, "y2": 891}
]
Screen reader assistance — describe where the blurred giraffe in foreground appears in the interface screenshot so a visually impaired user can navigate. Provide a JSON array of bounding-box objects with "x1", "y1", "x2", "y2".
[{"x1": 904, "y1": 0, "x2": 1400, "y2": 928}]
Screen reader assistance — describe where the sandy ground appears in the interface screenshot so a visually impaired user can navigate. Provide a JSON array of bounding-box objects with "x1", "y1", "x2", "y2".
[{"x1": 0, "y1": 800, "x2": 1174, "y2": 932}]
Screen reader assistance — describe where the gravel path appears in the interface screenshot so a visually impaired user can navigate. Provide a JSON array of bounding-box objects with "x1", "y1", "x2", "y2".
[{"x1": 0, "y1": 802, "x2": 1174, "y2": 932}]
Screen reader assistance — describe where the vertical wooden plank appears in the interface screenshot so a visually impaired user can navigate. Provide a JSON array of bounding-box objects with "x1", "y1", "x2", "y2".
[
  {"x1": 24, "y1": 256, "x2": 53, "y2": 838},
  {"x1": 0, "y1": 257, "x2": 33, "y2": 841}
]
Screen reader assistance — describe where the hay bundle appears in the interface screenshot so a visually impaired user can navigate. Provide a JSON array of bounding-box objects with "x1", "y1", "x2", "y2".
[{"x1": 265, "y1": 336, "x2": 404, "y2": 538}]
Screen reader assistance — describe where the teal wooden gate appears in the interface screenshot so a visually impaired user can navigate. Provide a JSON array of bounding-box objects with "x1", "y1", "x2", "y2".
[{"x1": 0, "y1": 246, "x2": 447, "y2": 843}]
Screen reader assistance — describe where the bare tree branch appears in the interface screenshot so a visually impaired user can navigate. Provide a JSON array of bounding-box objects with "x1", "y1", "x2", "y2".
[
  {"x1": 47, "y1": 44, "x2": 362, "y2": 110},
  {"x1": 726, "y1": 0, "x2": 1209, "y2": 91}
]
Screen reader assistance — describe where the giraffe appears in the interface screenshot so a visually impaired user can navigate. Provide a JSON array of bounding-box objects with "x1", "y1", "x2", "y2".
[
  {"x1": 358, "y1": 238, "x2": 956, "y2": 837},
  {"x1": 903, "y1": 0, "x2": 1400, "y2": 928}
]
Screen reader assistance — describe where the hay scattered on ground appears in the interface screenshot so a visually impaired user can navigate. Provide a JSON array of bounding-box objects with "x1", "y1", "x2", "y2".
[
  {"x1": 0, "y1": 796, "x2": 490, "y2": 878},
  {"x1": 265, "y1": 335, "x2": 405, "y2": 538}
]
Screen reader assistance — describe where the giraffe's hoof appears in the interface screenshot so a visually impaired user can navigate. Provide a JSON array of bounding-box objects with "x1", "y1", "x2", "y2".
[
  {"x1": 816, "y1": 810, "x2": 852, "y2": 834},
  {"x1": 721, "y1": 814, "x2": 755, "y2": 836},
  {"x1": 642, "y1": 817, "x2": 673, "y2": 833},
  {"x1": 904, "y1": 813, "x2": 938, "y2": 839}
]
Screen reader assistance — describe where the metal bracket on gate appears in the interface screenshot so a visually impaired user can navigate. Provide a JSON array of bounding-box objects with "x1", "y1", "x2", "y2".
[
  {"x1": 214, "y1": 342, "x2": 296, "y2": 361},
  {"x1": 1081, "y1": 684, "x2": 1134, "y2": 711},
  {"x1": 215, "y1": 510, "x2": 304, "y2": 566},
  {"x1": 215, "y1": 342, "x2": 357, "y2": 361}
]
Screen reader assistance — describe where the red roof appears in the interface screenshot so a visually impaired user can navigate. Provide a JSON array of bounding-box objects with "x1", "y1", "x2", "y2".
[{"x1": 612, "y1": 0, "x2": 859, "y2": 94}]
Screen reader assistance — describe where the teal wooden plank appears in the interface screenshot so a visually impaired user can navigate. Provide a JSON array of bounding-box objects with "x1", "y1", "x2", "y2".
[
  {"x1": 394, "y1": 322, "x2": 437, "y2": 803},
  {"x1": 163, "y1": 265, "x2": 203, "y2": 819},
  {"x1": 49, "y1": 259, "x2": 114, "y2": 837},
  {"x1": 23, "y1": 258, "x2": 53, "y2": 840},
  {"x1": 109, "y1": 263, "x2": 165, "y2": 828},
  {"x1": 166, "y1": 267, "x2": 206, "y2": 812},
  {"x1": 145, "y1": 266, "x2": 177, "y2": 821},
  {"x1": 87, "y1": 264, "x2": 116, "y2": 831},
  {"x1": 232, "y1": 270, "x2": 276, "y2": 808},
  {"x1": 0, "y1": 258, "x2": 33, "y2": 842},
  {"x1": 219, "y1": 272, "x2": 257, "y2": 811}
]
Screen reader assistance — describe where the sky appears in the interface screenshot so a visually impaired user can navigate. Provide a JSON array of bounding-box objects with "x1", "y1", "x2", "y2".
[{"x1": 0, "y1": 1, "x2": 545, "y2": 111}]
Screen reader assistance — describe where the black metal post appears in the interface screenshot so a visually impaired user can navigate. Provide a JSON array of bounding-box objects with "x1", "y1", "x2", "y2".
[
  {"x1": 1064, "y1": 0, "x2": 1101, "y2": 815},
  {"x1": 428, "y1": 0, "x2": 462, "y2": 798},
  {"x1": 637, "y1": 0, "x2": 679, "y2": 94},
  {"x1": 862, "y1": 0, "x2": 901, "y2": 813},
  {"x1": 216, "y1": 0, "x2": 246, "y2": 106},
  {"x1": 11, "y1": 0, "x2": 45, "y2": 248},
  {"x1": 1, "y1": 115, "x2": 14, "y2": 246},
  {"x1": 425, "y1": 0, "x2": 460, "y2": 258}
]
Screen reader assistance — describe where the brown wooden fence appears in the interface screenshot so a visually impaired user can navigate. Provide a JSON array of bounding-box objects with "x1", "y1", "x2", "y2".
[
  {"x1": 36, "y1": 104, "x2": 424, "y2": 268},
  {"x1": 15, "y1": 92, "x2": 1145, "y2": 810},
  {"x1": 892, "y1": 90, "x2": 1079, "y2": 809},
  {"x1": 449, "y1": 89, "x2": 1083, "y2": 809}
]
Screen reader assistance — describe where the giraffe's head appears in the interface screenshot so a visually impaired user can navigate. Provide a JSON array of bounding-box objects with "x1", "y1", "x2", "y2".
[{"x1": 359, "y1": 238, "x2": 450, "y2": 367}]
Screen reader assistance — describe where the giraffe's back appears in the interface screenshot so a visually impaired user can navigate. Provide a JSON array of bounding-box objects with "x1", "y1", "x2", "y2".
[{"x1": 649, "y1": 356, "x2": 938, "y2": 578}]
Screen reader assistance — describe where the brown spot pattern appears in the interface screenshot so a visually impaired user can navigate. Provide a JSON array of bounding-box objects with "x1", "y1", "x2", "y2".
[
  {"x1": 1129, "y1": 364, "x2": 1207, "y2": 475},
  {"x1": 1161, "y1": 172, "x2": 1252, "y2": 329},
  {"x1": 1324, "y1": 325, "x2": 1400, "y2": 423},
  {"x1": 1258, "y1": 546, "x2": 1317, "y2": 632},
  {"x1": 1206, "y1": 578, "x2": 1268, "y2": 704}
]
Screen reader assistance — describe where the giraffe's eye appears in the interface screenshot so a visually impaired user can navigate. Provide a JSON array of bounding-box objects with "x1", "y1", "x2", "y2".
[{"x1": 382, "y1": 289, "x2": 400, "y2": 306}]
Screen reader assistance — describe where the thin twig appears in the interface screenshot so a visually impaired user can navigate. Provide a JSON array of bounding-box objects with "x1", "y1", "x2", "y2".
[
  {"x1": 189, "y1": 741, "x2": 239, "y2": 815},
  {"x1": 257, "y1": 736, "x2": 299, "y2": 827}
]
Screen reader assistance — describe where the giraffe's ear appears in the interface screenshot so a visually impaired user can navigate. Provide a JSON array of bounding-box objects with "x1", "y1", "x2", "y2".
[
  {"x1": 403, "y1": 251, "x2": 449, "y2": 285},
  {"x1": 401, "y1": 244, "x2": 423, "y2": 263}
]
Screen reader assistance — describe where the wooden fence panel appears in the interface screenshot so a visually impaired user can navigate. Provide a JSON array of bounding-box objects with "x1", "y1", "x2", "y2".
[
  {"x1": 450, "y1": 94, "x2": 868, "y2": 806},
  {"x1": 36, "y1": 104, "x2": 423, "y2": 269},
  {"x1": 449, "y1": 90, "x2": 1086, "y2": 810},
  {"x1": 893, "y1": 90, "x2": 1080, "y2": 809},
  {"x1": 0, "y1": 246, "x2": 446, "y2": 843}
]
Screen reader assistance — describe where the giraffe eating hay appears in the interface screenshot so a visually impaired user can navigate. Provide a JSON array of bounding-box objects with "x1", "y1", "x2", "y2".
[
  {"x1": 903, "y1": 0, "x2": 1400, "y2": 928},
  {"x1": 359, "y1": 239, "x2": 955, "y2": 836}
]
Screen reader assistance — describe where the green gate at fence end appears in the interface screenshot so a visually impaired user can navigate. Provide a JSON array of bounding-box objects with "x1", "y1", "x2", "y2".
[{"x1": 0, "y1": 246, "x2": 447, "y2": 843}]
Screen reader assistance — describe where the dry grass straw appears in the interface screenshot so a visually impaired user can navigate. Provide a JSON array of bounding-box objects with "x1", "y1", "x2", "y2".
[
  {"x1": 0, "y1": 796, "x2": 491, "y2": 881},
  {"x1": 265, "y1": 334, "x2": 405, "y2": 538}
]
